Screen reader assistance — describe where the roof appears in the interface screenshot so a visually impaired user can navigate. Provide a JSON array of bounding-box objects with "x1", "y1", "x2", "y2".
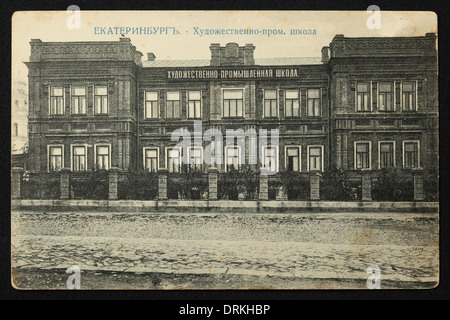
[{"x1": 142, "y1": 57, "x2": 322, "y2": 68}]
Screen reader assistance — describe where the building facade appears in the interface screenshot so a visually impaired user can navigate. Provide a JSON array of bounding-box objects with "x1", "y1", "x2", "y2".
[
  {"x1": 12, "y1": 80, "x2": 28, "y2": 155},
  {"x1": 24, "y1": 34, "x2": 438, "y2": 178}
]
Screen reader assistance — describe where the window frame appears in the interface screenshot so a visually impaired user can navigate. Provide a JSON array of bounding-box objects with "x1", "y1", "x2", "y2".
[
  {"x1": 70, "y1": 144, "x2": 88, "y2": 172},
  {"x1": 307, "y1": 88, "x2": 321, "y2": 117},
  {"x1": 187, "y1": 146, "x2": 204, "y2": 171},
  {"x1": 94, "y1": 85, "x2": 109, "y2": 115},
  {"x1": 354, "y1": 141, "x2": 372, "y2": 170},
  {"x1": 71, "y1": 85, "x2": 87, "y2": 115},
  {"x1": 261, "y1": 146, "x2": 279, "y2": 173},
  {"x1": 143, "y1": 147, "x2": 160, "y2": 172},
  {"x1": 401, "y1": 81, "x2": 418, "y2": 112},
  {"x1": 378, "y1": 141, "x2": 396, "y2": 169},
  {"x1": 165, "y1": 147, "x2": 182, "y2": 173},
  {"x1": 166, "y1": 91, "x2": 181, "y2": 119},
  {"x1": 307, "y1": 145, "x2": 324, "y2": 172},
  {"x1": 222, "y1": 89, "x2": 244, "y2": 118},
  {"x1": 94, "y1": 144, "x2": 111, "y2": 170},
  {"x1": 225, "y1": 145, "x2": 242, "y2": 172},
  {"x1": 187, "y1": 91, "x2": 202, "y2": 119},
  {"x1": 263, "y1": 89, "x2": 278, "y2": 118},
  {"x1": 47, "y1": 144, "x2": 64, "y2": 172},
  {"x1": 402, "y1": 140, "x2": 421, "y2": 169},
  {"x1": 356, "y1": 82, "x2": 371, "y2": 112},
  {"x1": 285, "y1": 90, "x2": 300, "y2": 118},
  {"x1": 49, "y1": 86, "x2": 65, "y2": 116},
  {"x1": 284, "y1": 145, "x2": 302, "y2": 172},
  {"x1": 144, "y1": 91, "x2": 159, "y2": 119},
  {"x1": 378, "y1": 82, "x2": 395, "y2": 112}
]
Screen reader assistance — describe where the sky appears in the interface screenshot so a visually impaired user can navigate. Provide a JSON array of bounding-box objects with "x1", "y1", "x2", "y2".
[{"x1": 12, "y1": 10, "x2": 437, "y2": 84}]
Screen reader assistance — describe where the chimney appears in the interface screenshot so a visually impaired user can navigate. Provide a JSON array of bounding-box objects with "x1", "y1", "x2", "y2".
[
  {"x1": 321, "y1": 46, "x2": 330, "y2": 63},
  {"x1": 147, "y1": 52, "x2": 156, "y2": 61}
]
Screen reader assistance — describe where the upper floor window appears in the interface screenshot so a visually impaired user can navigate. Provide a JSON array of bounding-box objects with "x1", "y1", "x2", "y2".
[
  {"x1": 48, "y1": 145, "x2": 63, "y2": 172},
  {"x1": 95, "y1": 145, "x2": 110, "y2": 170},
  {"x1": 145, "y1": 92, "x2": 159, "y2": 119},
  {"x1": 379, "y1": 82, "x2": 394, "y2": 112},
  {"x1": 144, "y1": 148, "x2": 159, "y2": 172},
  {"x1": 403, "y1": 141, "x2": 420, "y2": 169},
  {"x1": 286, "y1": 146, "x2": 301, "y2": 172},
  {"x1": 264, "y1": 90, "x2": 278, "y2": 118},
  {"x1": 355, "y1": 142, "x2": 371, "y2": 170},
  {"x1": 94, "y1": 86, "x2": 108, "y2": 114},
  {"x1": 71, "y1": 86, "x2": 86, "y2": 115},
  {"x1": 285, "y1": 90, "x2": 300, "y2": 117},
  {"x1": 402, "y1": 81, "x2": 417, "y2": 111},
  {"x1": 50, "y1": 87, "x2": 64, "y2": 115},
  {"x1": 188, "y1": 91, "x2": 202, "y2": 119},
  {"x1": 307, "y1": 89, "x2": 321, "y2": 117},
  {"x1": 356, "y1": 82, "x2": 371, "y2": 112},
  {"x1": 166, "y1": 92, "x2": 181, "y2": 119},
  {"x1": 223, "y1": 89, "x2": 243, "y2": 118},
  {"x1": 72, "y1": 146, "x2": 87, "y2": 171}
]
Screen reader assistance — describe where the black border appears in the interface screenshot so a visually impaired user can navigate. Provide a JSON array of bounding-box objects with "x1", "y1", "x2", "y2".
[{"x1": 2, "y1": 0, "x2": 449, "y2": 302}]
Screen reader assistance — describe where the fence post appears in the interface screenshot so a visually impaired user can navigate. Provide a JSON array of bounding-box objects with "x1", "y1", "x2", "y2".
[
  {"x1": 108, "y1": 167, "x2": 119, "y2": 200},
  {"x1": 361, "y1": 171, "x2": 372, "y2": 201},
  {"x1": 208, "y1": 167, "x2": 218, "y2": 200},
  {"x1": 60, "y1": 168, "x2": 71, "y2": 200},
  {"x1": 11, "y1": 167, "x2": 24, "y2": 199},
  {"x1": 310, "y1": 172, "x2": 320, "y2": 200},
  {"x1": 259, "y1": 169, "x2": 269, "y2": 201},
  {"x1": 413, "y1": 169, "x2": 425, "y2": 201},
  {"x1": 158, "y1": 169, "x2": 168, "y2": 200}
]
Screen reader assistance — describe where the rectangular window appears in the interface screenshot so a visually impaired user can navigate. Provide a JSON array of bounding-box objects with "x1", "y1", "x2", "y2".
[
  {"x1": 356, "y1": 82, "x2": 371, "y2": 112},
  {"x1": 94, "y1": 86, "x2": 108, "y2": 114},
  {"x1": 223, "y1": 89, "x2": 243, "y2": 118},
  {"x1": 379, "y1": 142, "x2": 395, "y2": 169},
  {"x1": 167, "y1": 148, "x2": 181, "y2": 173},
  {"x1": 307, "y1": 89, "x2": 321, "y2": 117},
  {"x1": 262, "y1": 146, "x2": 279, "y2": 173},
  {"x1": 144, "y1": 148, "x2": 159, "y2": 172},
  {"x1": 264, "y1": 90, "x2": 278, "y2": 118},
  {"x1": 403, "y1": 141, "x2": 420, "y2": 169},
  {"x1": 378, "y1": 82, "x2": 394, "y2": 111},
  {"x1": 96, "y1": 145, "x2": 110, "y2": 170},
  {"x1": 145, "y1": 92, "x2": 159, "y2": 119},
  {"x1": 72, "y1": 146, "x2": 86, "y2": 171},
  {"x1": 188, "y1": 91, "x2": 202, "y2": 119},
  {"x1": 48, "y1": 145, "x2": 63, "y2": 172},
  {"x1": 225, "y1": 146, "x2": 241, "y2": 172},
  {"x1": 71, "y1": 86, "x2": 86, "y2": 114},
  {"x1": 308, "y1": 146, "x2": 323, "y2": 172},
  {"x1": 188, "y1": 147, "x2": 203, "y2": 171},
  {"x1": 285, "y1": 90, "x2": 300, "y2": 117},
  {"x1": 50, "y1": 87, "x2": 64, "y2": 115},
  {"x1": 402, "y1": 81, "x2": 417, "y2": 111},
  {"x1": 166, "y1": 91, "x2": 181, "y2": 119},
  {"x1": 355, "y1": 142, "x2": 371, "y2": 170},
  {"x1": 286, "y1": 147, "x2": 301, "y2": 172}
]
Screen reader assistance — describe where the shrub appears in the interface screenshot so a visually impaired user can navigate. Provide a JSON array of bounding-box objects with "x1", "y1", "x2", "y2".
[
  {"x1": 218, "y1": 166, "x2": 259, "y2": 200},
  {"x1": 321, "y1": 169, "x2": 354, "y2": 201},
  {"x1": 71, "y1": 170, "x2": 109, "y2": 200},
  {"x1": 276, "y1": 171, "x2": 310, "y2": 200},
  {"x1": 372, "y1": 168, "x2": 414, "y2": 201},
  {"x1": 21, "y1": 173, "x2": 60, "y2": 199},
  {"x1": 118, "y1": 171, "x2": 158, "y2": 200},
  {"x1": 168, "y1": 165, "x2": 208, "y2": 200}
]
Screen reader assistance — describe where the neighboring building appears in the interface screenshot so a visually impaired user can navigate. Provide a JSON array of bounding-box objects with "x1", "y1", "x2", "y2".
[
  {"x1": 12, "y1": 80, "x2": 28, "y2": 155},
  {"x1": 24, "y1": 34, "x2": 438, "y2": 178}
]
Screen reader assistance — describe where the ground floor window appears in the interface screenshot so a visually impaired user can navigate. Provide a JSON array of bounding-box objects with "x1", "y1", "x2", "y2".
[
  {"x1": 72, "y1": 145, "x2": 87, "y2": 171},
  {"x1": 188, "y1": 147, "x2": 203, "y2": 171},
  {"x1": 355, "y1": 142, "x2": 371, "y2": 170},
  {"x1": 48, "y1": 145, "x2": 63, "y2": 172},
  {"x1": 95, "y1": 145, "x2": 110, "y2": 170},
  {"x1": 144, "y1": 148, "x2": 159, "y2": 172},
  {"x1": 262, "y1": 146, "x2": 279, "y2": 173},
  {"x1": 167, "y1": 148, "x2": 182, "y2": 173},
  {"x1": 403, "y1": 141, "x2": 420, "y2": 169},
  {"x1": 379, "y1": 142, "x2": 395, "y2": 169},
  {"x1": 225, "y1": 146, "x2": 241, "y2": 172},
  {"x1": 308, "y1": 146, "x2": 324, "y2": 172},
  {"x1": 286, "y1": 146, "x2": 301, "y2": 172}
]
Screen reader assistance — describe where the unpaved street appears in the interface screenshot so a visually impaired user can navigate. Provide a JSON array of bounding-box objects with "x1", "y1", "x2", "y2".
[{"x1": 11, "y1": 211, "x2": 439, "y2": 289}]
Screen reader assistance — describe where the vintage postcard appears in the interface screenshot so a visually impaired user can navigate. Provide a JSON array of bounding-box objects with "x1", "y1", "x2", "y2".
[{"x1": 11, "y1": 10, "x2": 439, "y2": 290}]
